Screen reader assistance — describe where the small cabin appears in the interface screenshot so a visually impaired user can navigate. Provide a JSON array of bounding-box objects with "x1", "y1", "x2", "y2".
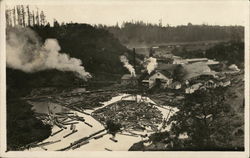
[
  {"x1": 142, "y1": 71, "x2": 173, "y2": 89},
  {"x1": 121, "y1": 74, "x2": 139, "y2": 86},
  {"x1": 185, "y1": 83, "x2": 202, "y2": 94},
  {"x1": 169, "y1": 81, "x2": 182, "y2": 89}
]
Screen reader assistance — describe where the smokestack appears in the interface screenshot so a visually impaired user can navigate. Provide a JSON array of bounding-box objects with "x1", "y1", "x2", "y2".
[
  {"x1": 149, "y1": 47, "x2": 153, "y2": 57},
  {"x1": 133, "y1": 48, "x2": 136, "y2": 74}
]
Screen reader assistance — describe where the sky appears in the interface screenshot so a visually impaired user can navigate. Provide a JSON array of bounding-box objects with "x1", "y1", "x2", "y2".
[{"x1": 6, "y1": 1, "x2": 248, "y2": 26}]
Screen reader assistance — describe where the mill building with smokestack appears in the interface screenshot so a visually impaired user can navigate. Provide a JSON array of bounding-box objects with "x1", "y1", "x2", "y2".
[{"x1": 121, "y1": 48, "x2": 140, "y2": 86}]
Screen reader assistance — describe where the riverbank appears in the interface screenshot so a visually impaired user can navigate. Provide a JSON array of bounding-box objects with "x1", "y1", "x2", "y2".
[{"x1": 27, "y1": 93, "x2": 178, "y2": 151}]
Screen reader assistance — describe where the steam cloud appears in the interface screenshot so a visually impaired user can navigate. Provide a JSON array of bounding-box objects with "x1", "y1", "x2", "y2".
[
  {"x1": 145, "y1": 57, "x2": 158, "y2": 74},
  {"x1": 6, "y1": 27, "x2": 91, "y2": 80},
  {"x1": 120, "y1": 55, "x2": 136, "y2": 77}
]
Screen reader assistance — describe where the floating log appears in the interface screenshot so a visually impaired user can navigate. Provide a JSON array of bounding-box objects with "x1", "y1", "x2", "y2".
[
  {"x1": 84, "y1": 122, "x2": 93, "y2": 127},
  {"x1": 118, "y1": 132, "x2": 138, "y2": 137},
  {"x1": 62, "y1": 118, "x2": 78, "y2": 124},
  {"x1": 56, "y1": 112, "x2": 74, "y2": 115},
  {"x1": 94, "y1": 133, "x2": 107, "y2": 139},
  {"x1": 72, "y1": 140, "x2": 89, "y2": 150},
  {"x1": 70, "y1": 124, "x2": 76, "y2": 131},
  {"x1": 104, "y1": 148, "x2": 112, "y2": 151},
  {"x1": 55, "y1": 113, "x2": 68, "y2": 117},
  {"x1": 58, "y1": 117, "x2": 69, "y2": 122},
  {"x1": 132, "y1": 127, "x2": 145, "y2": 132},
  {"x1": 51, "y1": 129, "x2": 63, "y2": 136},
  {"x1": 41, "y1": 146, "x2": 47, "y2": 151},
  {"x1": 54, "y1": 121, "x2": 67, "y2": 129},
  {"x1": 73, "y1": 129, "x2": 105, "y2": 144},
  {"x1": 55, "y1": 116, "x2": 69, "y2": 120},
  {"x1": 63, "y1": 130, "x2": 78, "y2": 138},
  {"x1": 146, "y1": 130, "x2": 154, "y2": 133},
  {"x1": 89, "y1": 129, "x2": 106, "y2": 138},
  {"x1": 72, "y1": 136, "x2": 89, "y2": 146},
  {"x1": 50, "y1": 140, "x2": 61, "y2": 144},
  {"x1": 57, "y1": 145, "x2": 71, "y2": 151},
  {"x1": 82, "y1": 111, "x2": 91, "y2": 115},
  {"x1": 109, "y1": 137, "x2": 118, "y2": 143},
  {"x1": 63, "y1": 122, "x2": 79, "y2": 125},
  {"x1": 77, "y1": 140, "x2": 89, "y2": 146},
  {"x1": 125, "y1": 131, "x2": 140, "y2": 136},
  {"x1": 19, "y1": 140, "x2": 40, "y2": 150},
  {"x1": 62, "y1": 129, "x2": 106, "y2": 150},
  {"x1": 36, "y1": 141, "x2": 52, "y2": 147},
  {"x1": 36, "y1": 140, "x2": 61, "y2": 147},
  {"x1": 77, "y1": 117, "x2": 85, "y2": 122}
]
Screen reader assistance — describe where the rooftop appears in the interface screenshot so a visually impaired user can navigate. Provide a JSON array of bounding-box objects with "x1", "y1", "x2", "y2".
[
  {"x1": 182, "y1": 62, "x2": 216, "y2": 80},
  {"x1": 186, "y1": 58, "x2": 208, "y2": 62},
  {"x1": 156, "y1": 64, "x2": 179, "y2": 72},
  {"x1": 121, "y1": 74, "x2": 140, "y2": 80}
]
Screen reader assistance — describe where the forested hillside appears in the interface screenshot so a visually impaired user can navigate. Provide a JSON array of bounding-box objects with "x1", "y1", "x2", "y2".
[
  {"x1": 6, "y1": 23, "x2": 133, "y2": 150},
  {"x1": 172, "y1": 41, "x2": 244, "y2": 68},
  {"x1": 104, "y1": 21, "x2": 244, "y2": 47},
  {"x1": 6, "y1": 23, "x2": 135, "y2": 87},
  {"x1": 31, "y1": 23, "x2": 131, "y2": 77}
]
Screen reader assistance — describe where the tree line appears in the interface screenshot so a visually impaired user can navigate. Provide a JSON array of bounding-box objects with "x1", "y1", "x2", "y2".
[
  {"x1": 6, "y1": 5, "x2": 46, "y2": 27},
  {"x1": 102, "y1": 21, "x2": 244, "y2": 46},
  {"x1": 172, "y1": 41, "x2": 244, "y2": 68}
]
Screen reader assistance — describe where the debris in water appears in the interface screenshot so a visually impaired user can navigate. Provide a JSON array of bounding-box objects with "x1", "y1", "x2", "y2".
[
  {"x1": 63, "y1": 130, "x2": 78, "y2": 138},
  {"x1": 51, "y1": 129, "x2": 64, "y2": 136},
  {"x1": 84, "y1": 122, "x2": 93, "y2": 127},
  {"x1": 105, "y1": 148, "x2": 112, "y2": 151},
  {"x1": 62, "y1": 122, "x2": 79, "y2": 125},
  {"x1": 41, "y1": 146, "x2": 47, "y2": 151},
  {"x1": 72, "y1": 141, "x2": 89, "y2": 150},
  {"x1": 109, "y1": 137, "x2": 118, "y2": 143},
  {"x1": 94, "y1": 133, "x2": 107, "y2": 139}
]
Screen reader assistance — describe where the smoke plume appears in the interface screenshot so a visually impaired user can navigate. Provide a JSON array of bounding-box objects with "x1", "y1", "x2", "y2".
[
  {"x1": 6, "y1": 27, "x2": 91, "y2": 80},
  {"x1": 145, "y1": 57, "x2": 158, "y2": 74},
  {"x1": 120, "y1": 55, "x2": 136, "y2": 77}
]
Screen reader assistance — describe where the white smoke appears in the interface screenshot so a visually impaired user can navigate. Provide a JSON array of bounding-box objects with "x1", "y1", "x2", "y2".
[
  {"x1": 6, "y1": 27, "x2": 91, "y2": 80},
  {"x1": 120, "y1": 55, "x2": 136, "y2": 77},
  {"x1": 145, "y1": 57, "x2": 158, "y2": 74}
]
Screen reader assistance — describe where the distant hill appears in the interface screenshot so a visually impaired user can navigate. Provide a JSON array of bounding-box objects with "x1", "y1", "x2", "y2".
[
  {"x1": 7, "y1": 23, "x2": 138, "y2": 89},
  {"x1": 172, "y1": 41, "x2": 244, "y2": 68},
  {"x1": 7, "y1": 68, "x2": 82, "y2": 91},
  {"x1": 7, "y1": 23, "x2": 134, "y2": 150},
  {"x1": 33, "y1": 23, "x2": 131, "y2": 76},
  {"x1": 103, "y1": 22, "x2": 244, "y2": 48}
]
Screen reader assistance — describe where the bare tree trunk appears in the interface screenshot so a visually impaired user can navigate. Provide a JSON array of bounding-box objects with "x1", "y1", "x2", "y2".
[
  {"x1": 16, "y1": 5, "x2": 22, "y2": 26},
  {"x1": 40, "y1": 11, "x2": 46, "y2": 26},
  {"x1": 32, "y1": 11, "x2": 35, "y2": 26},
  {"x1": 6, "y1": 9, "x2": 10, "y2": 27},
  {"x1": 21, "y1": 5, "x2": 25, "y2": 27},
  {"x1": 36, "y1": 9, "x2": 40, "y2": 26},
  {"x1": 27, "y1": 5, "x2": 30, "y2": 26},
  {"x1": 13, "y1": 7, "x2": 16, "y2": 26}
]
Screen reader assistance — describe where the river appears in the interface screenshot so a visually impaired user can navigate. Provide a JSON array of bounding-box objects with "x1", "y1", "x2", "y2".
[{"x1": 28, "y1": 93, "x2": 178, "y2": 151}]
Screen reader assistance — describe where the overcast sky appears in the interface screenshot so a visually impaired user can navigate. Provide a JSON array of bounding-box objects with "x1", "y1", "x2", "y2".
[{"x1": 6, "y1": 1, "x2": 248, "y2": 26}]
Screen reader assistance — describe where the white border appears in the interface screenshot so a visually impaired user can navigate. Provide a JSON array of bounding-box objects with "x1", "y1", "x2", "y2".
[
  {"x1": 0, "y1": 0, "x2": 7, "y2": 155},
  {"x1": 0, "y1": 0, "x2": 249, "y2": 158}
]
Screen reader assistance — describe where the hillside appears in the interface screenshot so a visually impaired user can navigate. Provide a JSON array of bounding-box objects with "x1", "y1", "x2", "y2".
[
  {"x1": 129, "y1": 72, "x2": 244, "y2": 151},
  {"x1": 172, "y1": 41, "x2": 244, "y2": 68},
  {"x1": 7, "y1": 23, "x2": 139, "y2": 89},
  {"x1": 6, "y1": 23, "x2": 134, "y2": 150},
  {"x1": 104, "y1": 22, "x2": 244, "y2": 48},
  {"x1": 33, "y1": 23, "x2": 131, "y2": 76}
]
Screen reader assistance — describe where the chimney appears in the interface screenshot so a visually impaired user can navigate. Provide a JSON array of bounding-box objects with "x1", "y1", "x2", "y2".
[
  {"x1": 149, "y1": 47, "x2": 153, "y2": 57},
  {"x1": 133, "y1": 48, "x2": 136, "y2": 73}
]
